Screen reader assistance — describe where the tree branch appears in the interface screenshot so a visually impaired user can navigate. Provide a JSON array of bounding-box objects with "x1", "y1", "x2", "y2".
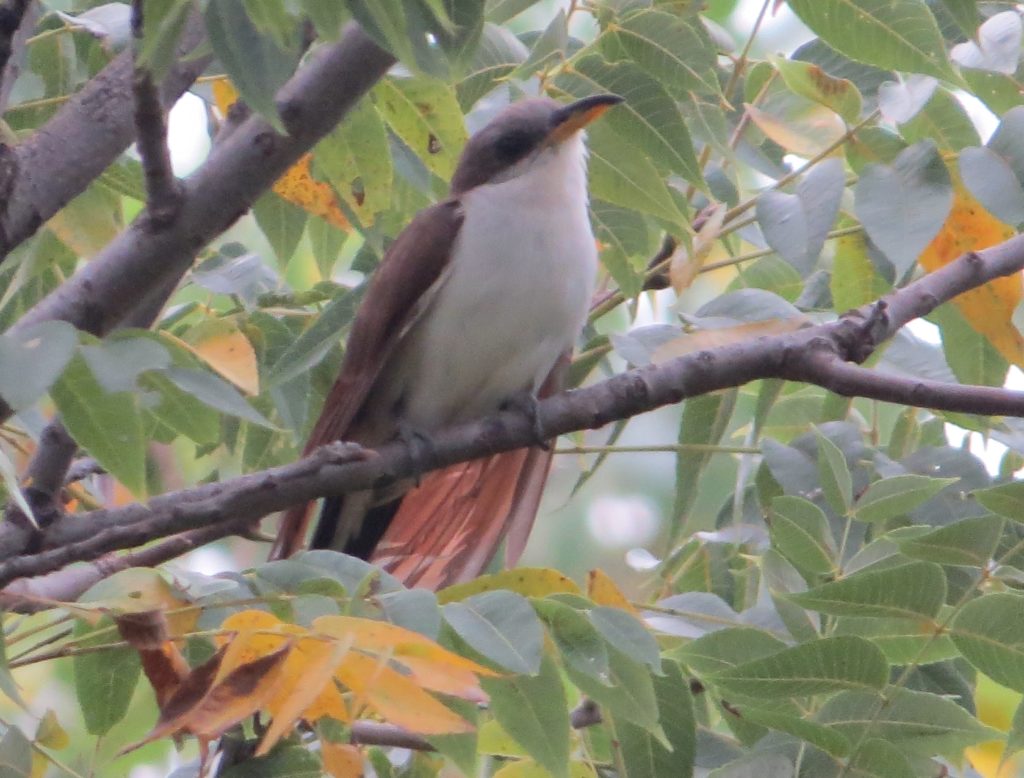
[
  {"x1": 130, "y1": 0, "x2": 181, "y2": 224},
  {"x1": 0, "y1": 12, "x2": 208, "y2": 262},
  {"x1": 3, "y1": 233, "x2": 1024, "y2": 585},
  {"x1": 0, "y1": 517, "x2": 250, "y2": 610},
  {"x1": 0, "y1": 23, "x2": 395, "y2": 428}
]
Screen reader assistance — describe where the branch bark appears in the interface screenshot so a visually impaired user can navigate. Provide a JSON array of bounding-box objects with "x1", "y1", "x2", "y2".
[
  {"x1": 0, "y1": 12, "x2": 208, "y2": 261},
  {"x1": 130, "y1": 0, "x2": 181, "y2": 224},
  {"x1": 3, "y1": 235, "x2": 1024, "y2": 588}
]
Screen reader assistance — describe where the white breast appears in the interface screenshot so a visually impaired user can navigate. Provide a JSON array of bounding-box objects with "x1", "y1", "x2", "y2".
[{"x1": 396, "y1": 134, "x2": 598, "y2": 429}]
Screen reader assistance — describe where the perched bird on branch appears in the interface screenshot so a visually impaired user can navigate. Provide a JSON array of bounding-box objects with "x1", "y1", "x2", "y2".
[{"x1": 271, "y1": 93, "x2": 623, "y2": 587}]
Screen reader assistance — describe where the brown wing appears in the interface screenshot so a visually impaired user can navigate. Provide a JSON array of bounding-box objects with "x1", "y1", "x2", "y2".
[{"x1": 270, "y1": 199, "x2": 464, "y2": 560}]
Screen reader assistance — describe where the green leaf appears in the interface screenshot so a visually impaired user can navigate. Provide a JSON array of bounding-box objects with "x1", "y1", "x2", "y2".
[
  {"x1": 787, "y1": 0, "x2": 955, "y2": 80},
  {"x1": 52, "y1": 354, "x2": 147, "y2": 497},
  {"x1": 485, "y1": 0, "x2": 538, "y2": 24},
  {"x1": 898, "y1": 514, "x2": 1004, "y2": 566},
  {"x1": 374, "y1": 76, "x2": 468, "y2": 181},
  {"x1": 589, "y1": 606, "x2": 661, "y2": 674},
  {"x1": 673, "y1": 627, "x2": 790, "y2": 676},
  {"x1": 456, "y1": 22, "x2": 529, "y2": 111},
  {"x1": 513, "y1": 9, "x2": 568, "y2": 79},
  {"x1": 139, "y1": 371, "x2": 220, "y2": 446},
  {"x1": 789, "y1": 561, "x2": 946, "y2": 619},
  {"x1": 741, "y1": 707, "x2": 851, "y2": 756},
  {"x1": 951, "y1": 592, "x2": 1024, "y2": 692},
  {"x1": 567, "y1": 647, "x2": 660, "y2": 733},
  {"x1": 769, "y1": 495, "x2": 837, "y2": 575},
  {"x1": 444, "y1": 591, "x2": 544, "y2": 674},
  {"x1": 832, "y1": 616, "x2": 958, "y2": 664},
  {"x1": 602, "y1": 8, "x2": 718, "y2": 96},
  {"x1": 252, "y1": 192, "x2": 307, "y2": 267},
  {"x1": 533, "y1": 600, "x2": 608, "y2": 681},
  {"x1": 615, "y1": 661, "x2": 695, "y2": 778},
  {"x1": 817, "y1": 687, "x2": 999, "y2": 758},
  {"x1": 138, "y1": 0, "x2": 194, "y2": 79},
  {"x1": 854, "y1": 474, "x2": 958, "y2": 523},
  {"x1": 220, "y1": 744, "x2": 322, "y2": 777},
  {"x1": 673, "y1": 390, "x2": 737, "y2": 537},
  {"x1": 0, "y1": 629, "x2": 23, "y2": 708},
  {"x1": 265, "y1": 288, "x2": 359, "y2": 388},
  {"x1": 586, "y1": 121, "x2": 688, "y2": 227},
  {"x1": 556, "y1": 54, "x2": 704, "y2": 189},
  {"x1": 0, "y1": 321, "x2": 77, "y2": 412},
  {"x1": 930, "y1": 303, "x2": 1008, "y2": 388},
  {"x1": 204, "y1": 0, "x2": 299, "y2": 130},
  {"x1": 161, "y1": 366, "x2": 273, "y2": 427},
  {"x1": 710, "y1": 636, "x2": 887, "y2": 698},
  {"x1": 481, "y1": 652, "x2": 570, "y2": 778},
  {"x1": 756, "y1": 158, "x2": 844, "y2": 277},
  {"x1": 974, "y1": 480, "x2": 1024, "y2": 520},
  {"x1": 314, "y1": 98, "x2": 393, "y2": 220},
  {"x1": 774, "y1": 56, "x2": 862, "y2": 123},
  {"x1": 816, "y1": 426, "x2": 854, "y2": 513},
  {"x1": 830, "y1": 227, "x2": 891, "y2": 311},
  {"x1": 900, "y1": 88, "x2": 980, "y2": 151},
  {"x1": 73, "y1": 617, "x2": 142, "y2": 736},
  {"x1": 590, "y1": 200, "x2": 652, "y2": 299},
  {"x1": 854, "y1": 141, "x2": 953, "y2": 277},
  {"x1": 846, "y1": 738, "x2": 918, "y2": 778}
]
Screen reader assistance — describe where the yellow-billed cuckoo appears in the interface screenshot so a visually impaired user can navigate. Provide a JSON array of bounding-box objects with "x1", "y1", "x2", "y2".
[{"x1": 271, "y1": 94, "x2": 623, "y2": 587}]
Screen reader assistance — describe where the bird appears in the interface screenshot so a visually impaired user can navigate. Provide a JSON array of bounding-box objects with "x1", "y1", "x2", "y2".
[{"x1": 270, "y1": 93, "x2": 624, "y2": 587}]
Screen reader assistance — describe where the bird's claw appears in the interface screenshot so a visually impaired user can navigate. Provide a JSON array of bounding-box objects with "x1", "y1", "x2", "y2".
[{"x1": 502, "y1": 390, "x2": 550, "y2": 450}]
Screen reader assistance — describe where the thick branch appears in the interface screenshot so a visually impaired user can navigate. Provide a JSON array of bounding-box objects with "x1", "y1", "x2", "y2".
[
  {"x1": 0, "y1": 12, "x2": 207, "y2": 261},
  {"x1": 130, "y1": 0, "x2": 180, "y2": 223},
  {"x1": 3, "y1": 22, "x2": 394, "y2": 344}
]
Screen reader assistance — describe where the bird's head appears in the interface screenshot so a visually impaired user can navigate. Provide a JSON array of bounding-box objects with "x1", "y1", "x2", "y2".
[{"x1": 450, "y1": 94, "x2": 623, "y2": 195}]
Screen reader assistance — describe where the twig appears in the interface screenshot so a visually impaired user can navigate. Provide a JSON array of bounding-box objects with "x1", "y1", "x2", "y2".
[
  {"x1": 0, "y1": 11, "x2": 208, "y2": 263},
  {"x1": 130, "y1": 0, "x2": 181, "y2": 225},
  {"x1": 0, "y1": 517, "x2": 250, "y2": 611}
]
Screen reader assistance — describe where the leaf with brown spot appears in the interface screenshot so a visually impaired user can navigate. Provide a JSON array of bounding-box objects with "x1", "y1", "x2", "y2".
[
  {"x1": 437, "y1": 568, "x2": 581, "y2": 604},
  {"x1": 211, "y1": 78, "x2": 350, "y2": 230},
  {"x1": 587, "y1": 569, "x2": 639, "y2": 616}
]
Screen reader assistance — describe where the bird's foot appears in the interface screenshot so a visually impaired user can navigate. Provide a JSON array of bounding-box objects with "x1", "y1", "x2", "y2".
[
  {"x1": 501, "y1": 390, "x2": 550, "y2": 450},
  {"x1": 397, "y1": 422, "x2": 435, "y2": 487}
]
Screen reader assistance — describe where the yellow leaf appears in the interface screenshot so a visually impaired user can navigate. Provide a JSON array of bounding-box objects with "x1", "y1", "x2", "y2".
[
  {"x1": 46, "y1": 186, "x2": 121, "y2": 257},
  {"x1": 314, "y1": 615, "x2": 494, "y2": 702},
  {"x1": 257, "y1": 639, "x2": 350, "y2": 756},
  {"x1": 651, "y1": 319, "x2": 808, "y2": 364},
  {"x1": 212, "y1": 77, "x2": 349, "y2": 230},
  {"x1": 321, "y1": 742, "x2": 365, "y2": 778},
  {"x1": 178, "y1": 321, "x2": 260, "y2": 395},
  {"x1": 437, "y1": 568, "x2": 580, "y2": 604},
  {"x1": 334, "y1": 652, "x2": 474, "y2": 735},
  {"x1": 919, "y1": 183, "x2": 1024, "y2": 366},
  {"x1": 587, "y1": 569, "x2": 638, "y2": 616}
]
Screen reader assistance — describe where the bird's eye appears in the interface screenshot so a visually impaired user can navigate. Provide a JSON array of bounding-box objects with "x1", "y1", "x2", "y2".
[{"x1": 495, "y1": 130, "x2": 534, "y2": 161}]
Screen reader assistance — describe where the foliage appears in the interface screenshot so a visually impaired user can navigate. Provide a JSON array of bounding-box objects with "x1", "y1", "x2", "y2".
[{"x1": 7, "y1": 0, "x2": 1024, "y2": 777}]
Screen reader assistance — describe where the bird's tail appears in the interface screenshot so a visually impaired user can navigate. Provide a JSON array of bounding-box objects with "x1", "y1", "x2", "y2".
[{"x1": 369, "y1": 445, "x2": 554, "y2": 588}]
